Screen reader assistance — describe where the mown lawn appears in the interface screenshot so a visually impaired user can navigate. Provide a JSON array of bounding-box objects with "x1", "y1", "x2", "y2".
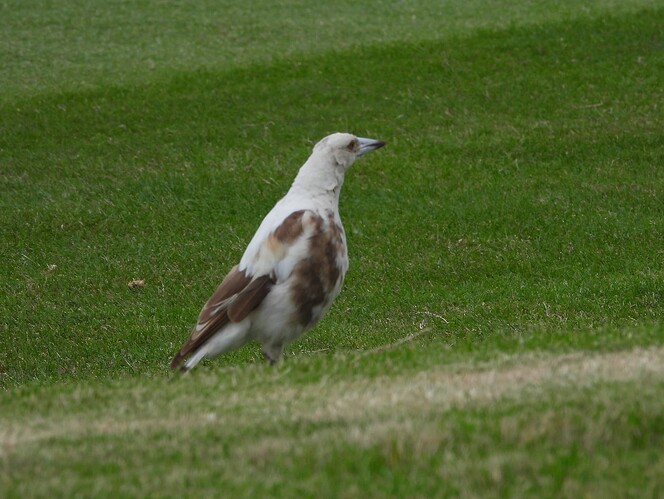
[{"x1": 1, "y1": 0, "x2": 663, "y2": 496}]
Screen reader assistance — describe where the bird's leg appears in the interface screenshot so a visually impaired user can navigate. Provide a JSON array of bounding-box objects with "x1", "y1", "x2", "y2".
[
  {"x1": 262, "y1": 343, "x2": 283, "y2": 366},
  {"x1": 262, "y1": 351, "x2": 276, "y2": 366}
]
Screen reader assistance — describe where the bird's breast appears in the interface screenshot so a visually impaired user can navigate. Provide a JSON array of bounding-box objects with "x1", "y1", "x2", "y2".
[{"x1": 288, "y1": 209, "x2": 348, "y2": 328}]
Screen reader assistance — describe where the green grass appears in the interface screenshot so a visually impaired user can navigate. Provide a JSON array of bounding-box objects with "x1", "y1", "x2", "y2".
[
  {"x1": 1, "y1": 0, "x2": 663, "y2": 496},
  {"x1": 1, "y1": 0, "x2": 660, "y2": 101}
]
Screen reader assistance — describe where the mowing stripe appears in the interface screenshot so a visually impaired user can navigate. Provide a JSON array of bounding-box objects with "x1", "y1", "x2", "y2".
[{"x1": 1, "y1": 346, "x2": 663, "y2": 452}]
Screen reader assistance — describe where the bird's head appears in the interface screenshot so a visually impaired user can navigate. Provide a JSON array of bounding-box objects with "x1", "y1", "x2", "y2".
[
  {"x1": 313, "y1": 132, "x2": 386, "y2": 171},
  {"x1": 291, "y1": 132, "x2": 385, "y2": 195}
]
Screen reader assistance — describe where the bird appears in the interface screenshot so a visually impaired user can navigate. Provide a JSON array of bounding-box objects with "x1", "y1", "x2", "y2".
[{"x1": 170, "y1": 132, "x2": 385, "y2": 372}]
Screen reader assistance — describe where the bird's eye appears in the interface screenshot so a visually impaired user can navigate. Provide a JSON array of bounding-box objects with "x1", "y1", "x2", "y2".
[{"x1": 346, "y1": 140, "x2": 358, "y2": 152}]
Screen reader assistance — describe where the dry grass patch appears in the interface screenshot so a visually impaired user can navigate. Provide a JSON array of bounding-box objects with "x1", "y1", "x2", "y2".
[{"x1": 2, "y1": 346, "x2": 663, "y2": 450}]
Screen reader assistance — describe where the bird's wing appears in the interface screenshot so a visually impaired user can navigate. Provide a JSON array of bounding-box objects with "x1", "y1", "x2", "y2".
[
  {"x1": 169, "y1": 265, "x2": 273, "y2": 369},
  {"x1": 170, "y1": 209, "x2": 312, "y2": 370}
]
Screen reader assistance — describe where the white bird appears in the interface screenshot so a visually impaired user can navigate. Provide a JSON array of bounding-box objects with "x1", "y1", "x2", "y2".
[{"x1": 170, "y1": 133, "x2": 385, "y2": 371}]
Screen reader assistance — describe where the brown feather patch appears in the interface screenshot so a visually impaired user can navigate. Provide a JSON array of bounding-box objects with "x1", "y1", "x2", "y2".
[
  {"x1": 273, "y1": 210, "x2": 306, "y2": 242},
  {"x1": 261, "y1": 210, "x2": 306, "y2": 264},
  {"x1": 290, "y1": 211, "x2": 345, "y2": 327},
  {"x1": 227, "y1": 275, "x2": 274, "y2": 322},
  {"x1": 169, "y1": 308, "x2": 232, "y2": 370},
  {"x1": 195, "y1": 265, "x2": 251, "y2": 335}
]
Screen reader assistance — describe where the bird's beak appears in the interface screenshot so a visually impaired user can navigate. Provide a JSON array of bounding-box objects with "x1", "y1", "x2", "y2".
[{"x1": 357, "y1": 137, "x2": 386, "y2": 156}]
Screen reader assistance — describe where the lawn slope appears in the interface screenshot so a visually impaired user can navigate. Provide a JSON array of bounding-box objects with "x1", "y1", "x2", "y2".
[{"x1": 2, "y1": 9, "x2": 662, "y2": 387}]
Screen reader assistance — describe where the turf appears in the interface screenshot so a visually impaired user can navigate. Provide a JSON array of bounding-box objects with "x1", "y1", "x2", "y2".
[
  {"x1": 3, "y1": 348, "x2": 664, "y2": 496},
  {"x1": 1, "y1": 0, "x2": 663, "y2": 496}
]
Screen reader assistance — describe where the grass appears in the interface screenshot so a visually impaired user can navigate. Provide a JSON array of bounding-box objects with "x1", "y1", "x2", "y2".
[
  {"x1": 1, "y1": 0, "x2": 660, "y2": 101},
  {"x1": 3, "y1": 348, "x2": 664, "y2": 496},
  {"x1": 1, "y1": 0, "x2": 663, "y2": 496}
]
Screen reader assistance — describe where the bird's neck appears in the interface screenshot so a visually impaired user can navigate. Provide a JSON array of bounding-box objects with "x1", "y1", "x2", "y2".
[{"x1": 289, "y1": 156, "x2": 344, "y2": 205}]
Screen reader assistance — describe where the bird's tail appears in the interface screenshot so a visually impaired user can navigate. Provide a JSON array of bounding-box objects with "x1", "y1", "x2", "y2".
[
  {"x1": 170, "y1": 347, "x2": 207, "y2": 373},
  {"x1": 169, "y1": 351, "x2": 188, "y2": 372}
]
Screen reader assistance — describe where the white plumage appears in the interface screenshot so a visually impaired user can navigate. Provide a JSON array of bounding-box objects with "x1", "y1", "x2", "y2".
[{"x1": 170, "y1": 133, "x2": 385, "y2": 371}]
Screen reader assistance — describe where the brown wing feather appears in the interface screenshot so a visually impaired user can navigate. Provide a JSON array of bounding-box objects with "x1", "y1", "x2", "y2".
[
  {"x1": 227, "y1": 275, "x2": 273, "y2": 322},
  {"x1": 169, "y1": 310, "x2": 232, "y2": 370},
  {"x1": 169, "y1": 266, "x2": 274, "y2": 370},
  {"x1": 193, "y1": 265, "x2": 251, "y2": 335}
]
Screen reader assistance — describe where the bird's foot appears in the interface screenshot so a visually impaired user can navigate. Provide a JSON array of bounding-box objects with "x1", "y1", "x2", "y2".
[
  {"x1": 262, "y1": 343, "x2": 283, "y2": 366},
  {"x1": 263, "y1": 351, "x2": 277, "y2": 366}
]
